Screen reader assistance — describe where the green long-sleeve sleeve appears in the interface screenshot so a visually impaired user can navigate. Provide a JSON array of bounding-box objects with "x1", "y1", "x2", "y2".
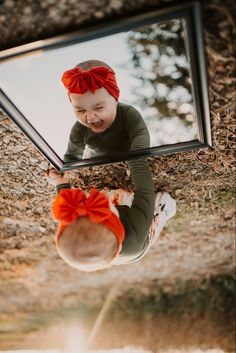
[
  {"x1": 56, "y1": 183, "x2": 71, "y2": 194},
  {"x1": 114, "y1": 158, "x2": 155, "y2": 264}
]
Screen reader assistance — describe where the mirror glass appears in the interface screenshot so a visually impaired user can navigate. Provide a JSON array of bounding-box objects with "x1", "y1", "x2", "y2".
[{"x1": 0, "y1": 19, "x2": 198, "y2": 163}]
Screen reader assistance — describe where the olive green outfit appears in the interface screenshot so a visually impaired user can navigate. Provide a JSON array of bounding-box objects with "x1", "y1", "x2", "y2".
[
  {"x1": 56, "y1": 158, "x2": 155, "y2": 264},
  {"x1": 63, "y1": 102, "x2": 150, "y2": 162}
]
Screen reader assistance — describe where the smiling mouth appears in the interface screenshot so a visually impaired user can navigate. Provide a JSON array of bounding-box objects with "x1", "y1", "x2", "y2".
[{"x1": 91, "y1": 121, "x2": 103, "y2": 128}]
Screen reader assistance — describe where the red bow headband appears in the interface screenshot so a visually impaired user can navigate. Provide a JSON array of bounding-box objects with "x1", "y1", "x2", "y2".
[
  {"x1": 61, "y1": 66, "x2": 120, "y2": 101},
  {"x1": 52, "y1": 188, "x2": 125, "y2": 248}
]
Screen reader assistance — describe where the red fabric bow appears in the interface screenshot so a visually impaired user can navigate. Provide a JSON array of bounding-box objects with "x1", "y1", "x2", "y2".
[
  {"x1": 52, "y1": 188, "x2": 125, "y2": 246},
  {"x1": 61, "y1": 66, "x2": 120, "y2": 101}
]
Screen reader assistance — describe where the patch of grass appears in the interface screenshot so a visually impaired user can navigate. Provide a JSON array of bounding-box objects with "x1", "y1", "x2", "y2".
[
  {"x1": 109, "y1": 274, "x2": 236, "y2": 319},
  {"x1": 168, "y1": 189, "x2": 235, "y2": 233},
  {"x1": 213, "y1": 190, "x2": 235, "y2": 209},
  {"x1": 0, "y1": 302, "x2": 100, "y2": 342}
]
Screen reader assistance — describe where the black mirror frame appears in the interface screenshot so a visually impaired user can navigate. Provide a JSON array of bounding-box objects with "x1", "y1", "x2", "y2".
[{"x1": 0, "y1": 1, "x2": 211, "y2": 171}]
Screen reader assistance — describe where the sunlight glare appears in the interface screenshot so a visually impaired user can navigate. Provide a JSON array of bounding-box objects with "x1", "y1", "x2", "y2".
[{"x1": 64, "y1": 321, "x2": 87, "y2": 353}]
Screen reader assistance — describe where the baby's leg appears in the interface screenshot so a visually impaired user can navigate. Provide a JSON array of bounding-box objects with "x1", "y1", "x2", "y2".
[{"x1": 149, "y1": 192, "x2": 176, "y2": 245}]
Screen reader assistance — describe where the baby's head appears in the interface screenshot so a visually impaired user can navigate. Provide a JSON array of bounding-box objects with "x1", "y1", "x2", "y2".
[
  {"x1": 52, "y1": 188, "x2": 124, "y2": 272},
  {"x1": 56, "y1": 217, "x2": 119, "y2": 271},
  {"x1": 62, "y1": 60, "x2": 119, "y2": 133}
]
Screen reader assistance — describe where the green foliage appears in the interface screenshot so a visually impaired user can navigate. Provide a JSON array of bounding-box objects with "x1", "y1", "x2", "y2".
[
  {"x1": 110, "y1": 275, "x2": 236, "y2": 319},
  {"x1": 127, "y1": 19, "x2": 194, "y2": 124}
]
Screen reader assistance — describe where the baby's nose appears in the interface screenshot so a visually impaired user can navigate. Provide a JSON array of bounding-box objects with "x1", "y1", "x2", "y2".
[{"x1": 87, "y1": 112, "x2": 99, "y2": 123}]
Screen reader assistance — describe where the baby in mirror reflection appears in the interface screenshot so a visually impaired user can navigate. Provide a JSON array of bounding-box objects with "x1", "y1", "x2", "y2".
[
  {"x1": 46, "y1": 159, "x2": 176, "y2": 271},
  {"x1": 61, "y1": 60, "x2": 150, "y2": 162}
]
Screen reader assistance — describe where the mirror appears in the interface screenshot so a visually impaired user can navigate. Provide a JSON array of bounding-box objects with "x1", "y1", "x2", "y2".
[{"x1": 0, "y1": 2, "x2": 211, "y2": 171}]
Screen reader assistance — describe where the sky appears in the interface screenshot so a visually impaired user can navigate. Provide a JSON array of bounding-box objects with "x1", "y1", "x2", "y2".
[{"x1": 0, "y1": 25, "x2": 198, "y2": 159}]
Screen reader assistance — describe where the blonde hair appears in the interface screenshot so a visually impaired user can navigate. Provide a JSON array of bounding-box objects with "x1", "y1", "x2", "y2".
[
  {"x1": 56, "y1": 217, "x2": 119, "y2": 272},
  {"x1": 75, "y1": 59, "x2": 112, "y2": 71}
]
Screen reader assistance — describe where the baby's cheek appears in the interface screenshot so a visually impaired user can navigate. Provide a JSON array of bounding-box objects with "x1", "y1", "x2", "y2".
[
  {"x1": 103, "y1": 110, "x2": 114, "y2": 120},
  {"x1": 76, "y1": 116, "x2": 88, "y2": 126},
  {"x1": 76, "y1": 115, "x2": 84, "y2": 122},
  {"x1": 99, "y1": 112, "x2": 108, "y2": 120}
]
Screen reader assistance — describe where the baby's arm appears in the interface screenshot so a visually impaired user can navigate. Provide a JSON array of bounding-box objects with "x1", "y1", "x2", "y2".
[
  {"x1": 119, "y1": 158, "x2": 155, "y2": 257},
  {"x1": 63, "y1": 122, "x2": 85, "y2": 162},
  {"x1": 127, "y1": 158, "x2": 155, "y2": 236},
  {"x1": 124, "y1": 106, "x2": 150, "y2": 151}
]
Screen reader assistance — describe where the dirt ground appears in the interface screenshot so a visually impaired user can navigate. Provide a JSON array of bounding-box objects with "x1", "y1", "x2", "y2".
[{"x1": 0, "y1": 0, "x2": 235, "y2": 351}]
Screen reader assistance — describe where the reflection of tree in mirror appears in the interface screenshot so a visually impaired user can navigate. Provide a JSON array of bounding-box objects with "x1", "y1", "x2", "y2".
[{"x1": 126, "y1": 19, "x2": 195, "y2": 126}]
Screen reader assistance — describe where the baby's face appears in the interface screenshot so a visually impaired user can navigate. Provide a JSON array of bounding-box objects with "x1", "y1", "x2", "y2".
[{"x1": 70, "y1": 88, "x2": 118, "y2": 133}]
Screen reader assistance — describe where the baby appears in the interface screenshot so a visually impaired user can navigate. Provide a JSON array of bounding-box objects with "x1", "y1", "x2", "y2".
[
  {"x1": 62, "y1": 59, "x2": 150, "y2": 162},
  {"x1": 47, "y1": 159, "x2": 176, "y2": 272}
]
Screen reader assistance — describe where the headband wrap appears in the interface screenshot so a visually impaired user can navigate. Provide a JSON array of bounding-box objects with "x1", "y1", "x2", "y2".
[
  {"x1": 61, "y1": 66, "x2": 120, "y2": 101},
  {"x1": 52, "y1": 188, "x2": 125, "y2": 248}
]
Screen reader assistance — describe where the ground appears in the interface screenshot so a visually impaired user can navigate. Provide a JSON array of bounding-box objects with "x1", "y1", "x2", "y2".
[{"x1": 0, "y1": 0, "x2": 235, "y2": 351}]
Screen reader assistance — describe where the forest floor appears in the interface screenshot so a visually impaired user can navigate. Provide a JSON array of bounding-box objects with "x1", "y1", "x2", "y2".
[{"x1": 0, "y1": 87, "x2": 235, "y2": 351}]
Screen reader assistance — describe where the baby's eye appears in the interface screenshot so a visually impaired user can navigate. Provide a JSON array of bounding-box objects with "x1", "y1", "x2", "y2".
[
  {"x1": 77, "y1": 110, "x2": 85, "y2": 114},
  {"x1": 96, "y1": 107, "x2": 103, "y2": 110}
]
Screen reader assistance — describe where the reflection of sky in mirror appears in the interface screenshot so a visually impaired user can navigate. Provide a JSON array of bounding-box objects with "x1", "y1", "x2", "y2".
[{"x1": 0, "y1": 23, "x2": 198, "y2": 159}]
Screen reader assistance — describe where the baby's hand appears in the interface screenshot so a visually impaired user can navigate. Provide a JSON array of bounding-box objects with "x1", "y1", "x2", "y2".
[{"x1": 45, "y1": 168, "x2": 71, "y2": 186}]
